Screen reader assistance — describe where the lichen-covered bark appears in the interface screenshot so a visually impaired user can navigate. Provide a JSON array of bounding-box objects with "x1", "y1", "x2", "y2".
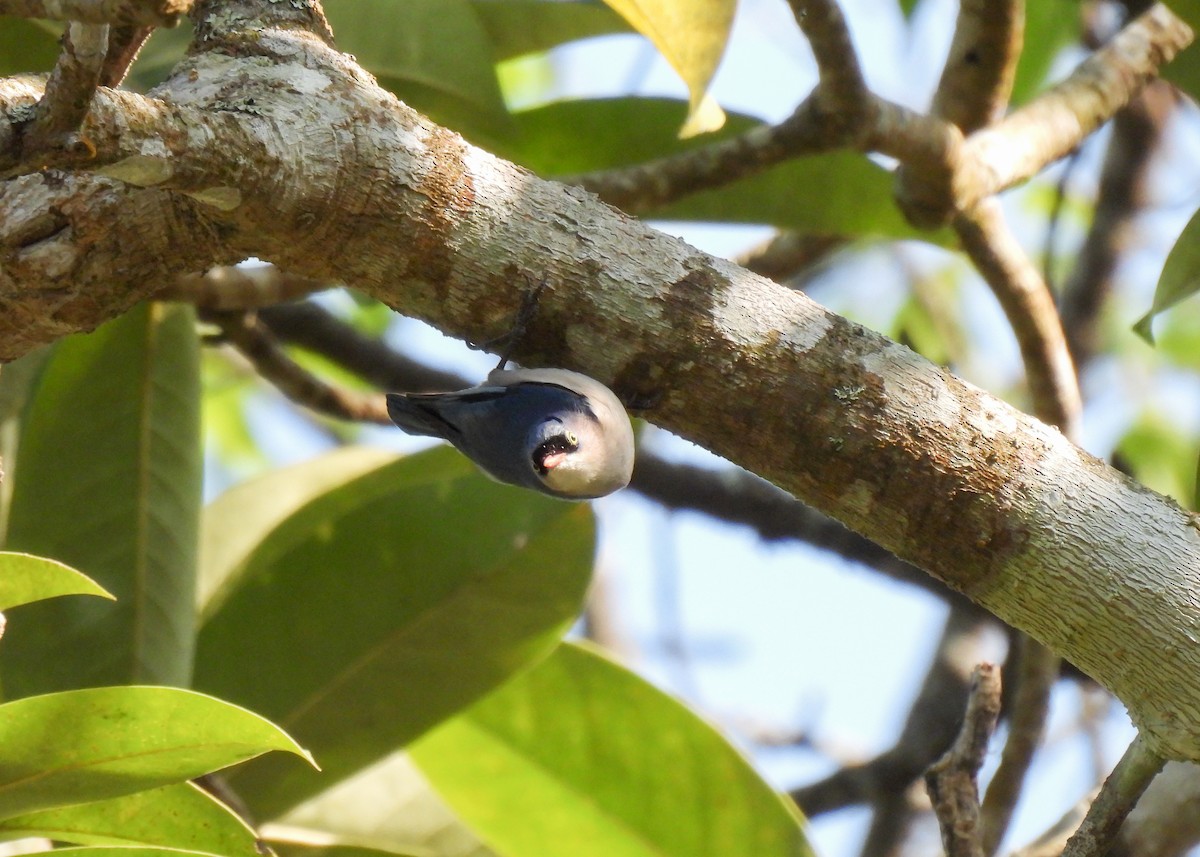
[{"x1": 2, "y1": 14, "x2": 1200, "y2": 761}]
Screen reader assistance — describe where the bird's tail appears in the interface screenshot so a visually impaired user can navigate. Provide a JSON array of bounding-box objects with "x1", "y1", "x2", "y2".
[{"x1": 385, "y1": 394, "x2": 458, "y2": 439}]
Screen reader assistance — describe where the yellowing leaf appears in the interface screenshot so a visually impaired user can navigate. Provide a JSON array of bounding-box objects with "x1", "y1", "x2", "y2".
[{"x1": 602, "y1": 0, "x2": 735, "y2": 137}]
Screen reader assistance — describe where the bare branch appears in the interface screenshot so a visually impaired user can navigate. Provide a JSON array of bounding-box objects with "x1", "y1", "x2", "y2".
[
  {"x1": 931, "y1": 0, "x2": 1024, "y2": 133},
  {"x1": 160, "y1": 265, "x2": 330, "y2": 310},
  {"x1": 786, "y1": 0, "x2": 869, "y2": 123},
  {"x1": 200, "y1": 309, "x2": 390, "y2": 424},
  {"x1": 0, "y1": 0, "x2": 188, "y2": 25},
  {"x1": 926, "y1": 663, "x2": 1002, "y2": 857},
  {"x1": 733, "y1": 232, "x2": 845, "y2": 284},
  {"x1": 23, "y1": 22, "x2": 108, "y2": 157},
  {"x1": 953, "y1": 199, "x2": 1081, "y2": 437},
  {"x1": 960, "y1": 4, "x2": 1191, "y2": 215},
  {"x1": 1061, "y1": 733, "x2": 1166, "y2": 857}
]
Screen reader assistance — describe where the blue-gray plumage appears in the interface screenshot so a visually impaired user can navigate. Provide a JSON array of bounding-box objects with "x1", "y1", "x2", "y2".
[{"x1": 386, "y1": 367, "x2": 634, "y2": 500}]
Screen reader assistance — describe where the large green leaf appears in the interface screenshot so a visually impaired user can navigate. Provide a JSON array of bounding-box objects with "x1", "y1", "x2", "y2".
[
  {"x1": 0, "y1": 552, "x2": 113, "y2": 612},
  {"x1": 0, "y1": 782, "x2": 260, "y2": 857},
  {"x1": 502, "y1": 97, "x2": 946, "y2": 242},
  {"x1": 1, "y1": 303, "x2": 201, "y2": 698},
  {"x1": 470, "y1": 0, "x2": 632, "y2": 62},
  {"x1": 0, "y1": 19, "x2": 60, "y2": 75},
  {"x1": 412, "y1": 643, "x2": 813, "y2": 857},
  {"x1": 198, "y1": 445, "x2": 396, "y2": 618},
  {"x1": 194, "y1": 446, "x2": 595, "y2": 818},
  {"x1": 323, "y1": 0, "x2": 513, "y2": 137},
  {"x1": 0, "y1": 686, "x2": 312, "y2": 820},
  {"x1": 602, "y1": 0, "x2": 735, "y2": 136},
  {"x1": 275, "y1": 752, "x2": 494, "y2": 857},
  {"x1": 1135, "y1": 205, "x2": 1200, "y2": 343},
  {"x1": 273, "y1": 846, "x2": 422, "y2": 857}
]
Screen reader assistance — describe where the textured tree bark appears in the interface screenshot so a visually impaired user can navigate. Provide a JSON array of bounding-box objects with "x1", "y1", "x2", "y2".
[{"x1": 2, "y1": 10, "x2": 1200, "y2": 762}]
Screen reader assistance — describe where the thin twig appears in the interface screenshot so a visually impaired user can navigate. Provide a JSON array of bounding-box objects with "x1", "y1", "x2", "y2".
[
  {"x1": 201, "y1": 309, "x2": 390, "y2": 424},
  {"x1": 24, "y1": 21, "x2": 109, "y2": 156},
  {"x1": 785, "y1": 0, "x2": 868, "y2": 122},
  {"x1": 931, "y1": 0, "x2": 1024, "y2": 133},
  {"x1": 953, "y1": 199, "x2": 1081, "y2": 438},
  {"x1": 1060, "y1": 733, "x2": 1166, "y2": 857},
  {"x1": 160, "y1": 264, "x2": 330, "y2": 310},
  {"x1": 926, "y1": 663, "x2": 1003, "y2": 857},
  {"x1": 733, "y1": 232, "x2": 845, "y2": 284},
  {"x1": 960, "y1": 4, "x2": 1191, "y2": 214},
  {"x1": 979, "y1": 635, "x2": 1059, "y2": 854}
]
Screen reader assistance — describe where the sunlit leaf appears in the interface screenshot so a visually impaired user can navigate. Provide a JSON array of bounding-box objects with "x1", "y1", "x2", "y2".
[
  {"x1": 273, "y1": 845, "x2": 422, "y2": 857},
  {"x1": 413, "y1": 643, "x2": 814, "y2": 857},
  {"x1": 274, "y1": 752, "x2": 494, "y2": 857},
  {"x1": 0, "y1": 783, "x2": 260, "y2": 857},
  {"x1": 2, "y1": 303, "x2": 201, "y2": 697},
  {"x1": 195, "y1": 447, "x2": 595, "y2": 818},
  {"x1": 1115, "y1": 415, "x2": 1197, "y2": 510},
  {"x1": 601, "y1": 0, "x2": 735, "y2": 136},
  {"x1": 1134, "y1": 206, "x2": 1200, "y2": 343},
  {"x1": 0, "y1": 553, "x2": 113, "y2": 612},
  {"x1": 0, "y1": 686, "x2": 312, "y2": 820},
  {"x1": 199, "y1": 445, "x2": 395, "y2": 618}
]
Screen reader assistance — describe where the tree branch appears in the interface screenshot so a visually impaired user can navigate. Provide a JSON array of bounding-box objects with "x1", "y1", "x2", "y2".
[
  {"x1": 1061, "y1": 733, "x2": 1166, "y2": 857},
  {"x1": 926, "y1": 662, "x2": 1002, "y2": 857}
]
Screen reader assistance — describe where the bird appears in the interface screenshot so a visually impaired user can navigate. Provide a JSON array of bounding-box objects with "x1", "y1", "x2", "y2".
[{"x1": 386, "y1": 367, "x2": 635, "y2": 500}]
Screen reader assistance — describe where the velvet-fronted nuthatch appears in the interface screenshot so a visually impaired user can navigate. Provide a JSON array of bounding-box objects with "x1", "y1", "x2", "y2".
[{"x1": 386, "y1": 367, "x2": 634, "y2": 500}]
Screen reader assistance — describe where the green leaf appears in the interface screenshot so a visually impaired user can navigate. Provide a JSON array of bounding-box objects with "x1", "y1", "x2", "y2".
[
  {"x1": 0, "y1": 19, "x2": 60, "y2": 76},
  {"x1": 199, "y1": 445, "x2": 396, "y2": 618},
  {"x1": 36, "y1": 848, "x2": 240, "y2": 857},
  {"x1": 0, "y1": 686, "x2": 312, "y2": 820},
  {"x1": 1009, "y1": 0, "x2": 1078, "y2": 106},
  {"x1": 272, "y1": 845, "x2": 423, "y2": 857},
  {"x1": 323, "y1": 0, "x2": 513, "y2": 138},
  {"x1": 194, "y1": 447, "x2": 596, "y2": 818},
  {"x1": 1134, "y1": 206, "x2": 1200, "y2": 343},
  {"x1": 2, "y1": 303, "x2": 202, "y2": 697},
  {"x1": 0, "y1": 783, "x2": 260, "y2": 857},
  {"x1": 1163, "y1": 4, "x2": 1200, "y2": 100},
  {"x1": 470, "y1": 0, "x2": 633, "y2": 62},
  {"x1": 502, "y1": 98, "x2": 948, "y2": 242},
  {"x1": 275, "y1": 752, "x2": 494, "y2": 857},
  {"x1": 412, "y1": 643, "x2": 814, "y2": 857},
  {"x1": 601, "y1": 0, "x2": 735, "y2": 136},
  {"x1": 0, "y1": 553, "x2": 114, "y2": 611},
  {"x1": 1115, "y1": 415, "x2": 1197, "y2": 510}
]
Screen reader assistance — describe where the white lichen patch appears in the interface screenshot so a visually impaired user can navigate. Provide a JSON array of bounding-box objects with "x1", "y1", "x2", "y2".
[
  {"x1": 97, "y1": 155, "x2": 174, "y2": 186},
  {"x1": 861, "y1": 341, "x2": 962, "y2": 428}
]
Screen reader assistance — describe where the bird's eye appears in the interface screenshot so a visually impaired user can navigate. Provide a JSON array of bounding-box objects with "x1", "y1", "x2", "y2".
[{"x1": 564, "y1": 430, "x2": 578, "y2": 446}]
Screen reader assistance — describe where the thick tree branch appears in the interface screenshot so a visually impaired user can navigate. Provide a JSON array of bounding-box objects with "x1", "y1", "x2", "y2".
[
  {"x1": 930, "y1": 0, "x2": 1023, "y2": 133},
  {"x1": 4, "y1": 0, "x2": 1200, "y2": 766}
]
